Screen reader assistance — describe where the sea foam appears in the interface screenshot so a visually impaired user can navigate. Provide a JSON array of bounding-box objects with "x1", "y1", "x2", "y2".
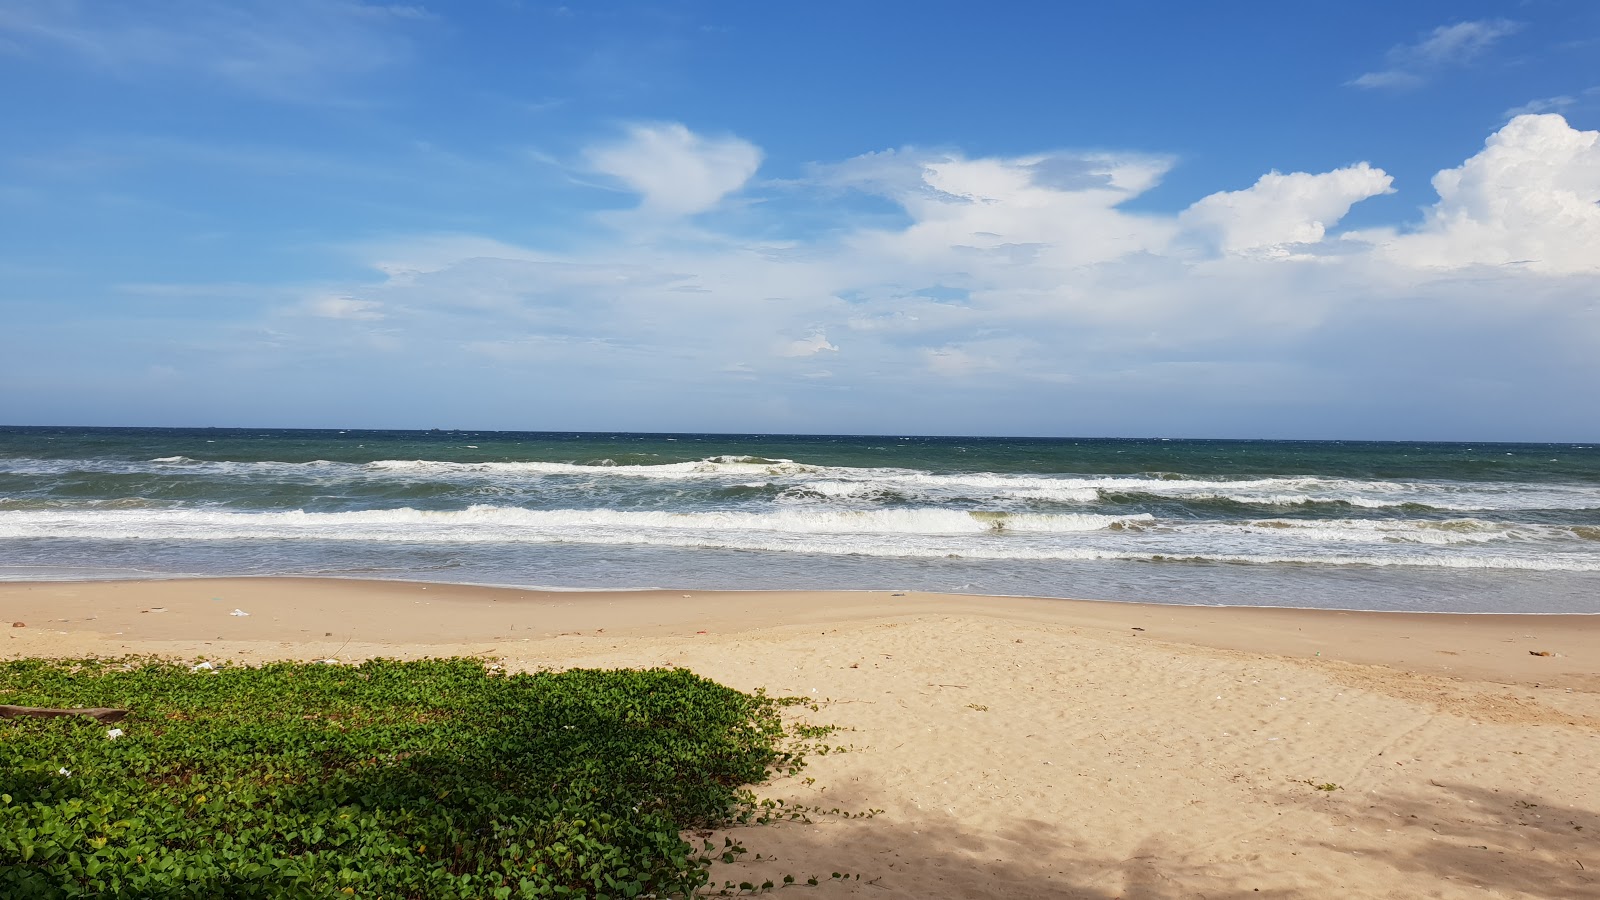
[{"x1": 2, "y1": 506, "x2": 1595, "y2": 571}]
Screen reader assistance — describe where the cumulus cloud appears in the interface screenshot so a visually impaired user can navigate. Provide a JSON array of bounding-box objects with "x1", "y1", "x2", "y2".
[
  {"x1": 1350, "y1": 19, "x2": 1519, "y2": 89},
  {"x1": 1180, "y1": 163, "x2": 1394, "y2": 255},
  {"x1": 1350, "y1": 114, "x2": 1600, "y2": 273},
  {"x1": 586, "y1": 122, "x2": 762, "y2": 218},
  {"x1": 825, "y1": 148, "x2": 1179, "y2": 275},
  {"x1": 178, "y1": 115, "x2": 1600, "y2": 436}
]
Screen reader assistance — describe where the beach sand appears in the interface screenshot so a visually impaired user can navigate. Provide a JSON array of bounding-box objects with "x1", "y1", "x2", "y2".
[{"x1": 4, "y1": 578, "x2": 1597, "y2": 898}]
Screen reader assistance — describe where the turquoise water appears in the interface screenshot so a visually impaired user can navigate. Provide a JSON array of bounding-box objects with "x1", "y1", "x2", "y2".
[{"x1": 2, "y1": 426, "x2": 1597, "y2": 612}]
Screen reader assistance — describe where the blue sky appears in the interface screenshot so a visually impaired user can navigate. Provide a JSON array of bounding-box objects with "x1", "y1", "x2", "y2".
[{"x1": 2, "y1": 1, "x2": 1598, "y2": 439}]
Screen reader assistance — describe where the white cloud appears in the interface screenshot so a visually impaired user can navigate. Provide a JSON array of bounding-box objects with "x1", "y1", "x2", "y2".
[
  {"x1": 829, "y1": 148, "x2": 1179, "y2": 273},
  {"x1": 359, "y1": 234, "x2": 541, "y2": 283},
  {"x1": 1350, "y1": 19, "x2": 1519, "y2": 89},
  {"x1": 1505, "y1": 95, "x2": 1577, "y2": 119},
  {"x1": 1350, "y1": 114, "x2": 1600, "y2": 274},
  {"x1": 305, "y1": 294, "x2": 385, "y2": 320},
  {"x1": 780, "y1": 332, "x2": 838, "y2": 357},
  {"x1": 176, "y1": 116, "x2": 1600, "y2": 436},
  {"x1": 1408, "y1": 20, "x2": 1518, "y2": 65},
  {"x1": 923, "y1": 344, "x2": 1011, "y2": 378},
  {"x1": 1180, "y1": 163, "x2": 1394, "y2": 255},
  {"x1": 1347, "y1": 70, "x2": 1424, "y2": 91},
  {"x1": 586, "y1": 122, "x2": 762, "y2": 218}
]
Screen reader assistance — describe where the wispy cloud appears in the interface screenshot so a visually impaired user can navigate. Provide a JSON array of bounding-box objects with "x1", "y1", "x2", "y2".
[
  {"x1": 303, "y1": 294, "x2": 386, "y2": 321},
  {"x1": 1505, "y1": 95, "x2": 1576, "y2": 118},
  {"x1": 1350, "y1": 19, "x2": 1520, "y2": 90},
  {"x1": 0, "y1": 0, "x2": 426, "y2": 100},
  {"x1": 1505, "y1": 86, "x2": 1600, "y2": 119},
  {"x1": 9, "y1": 134, "x2": 403, "y2": 182}
]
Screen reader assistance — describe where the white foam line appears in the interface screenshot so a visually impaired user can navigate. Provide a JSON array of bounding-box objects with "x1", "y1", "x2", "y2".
[
  {"x1": 1, "y1": 506, "x2": 1596, "y2": 571},
  {"x1": 0, "y1": 505, "x2": 1151, "y2": 537},
  {"x1": 2, "y1": 453, "x2": 1593, "y2": 511}
]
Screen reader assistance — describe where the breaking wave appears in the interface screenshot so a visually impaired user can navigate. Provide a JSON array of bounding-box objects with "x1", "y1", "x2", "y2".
[
  {"x1": 3, "y1": 506, "x2": 1596, "y2": 572},
  {"x1": 1, "y1": 455, "x2": 1594, "y2": 512}
]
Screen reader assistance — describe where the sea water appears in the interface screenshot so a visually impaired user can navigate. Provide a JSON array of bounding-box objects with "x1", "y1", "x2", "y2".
[{"x1": 1, "y1": 427, "x2": 1596, "y2": 612}]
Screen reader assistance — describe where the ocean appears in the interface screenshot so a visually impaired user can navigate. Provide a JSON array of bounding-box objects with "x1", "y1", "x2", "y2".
[{"x1": 1, "y1": 426, "x2": 1597, "y2": 613}]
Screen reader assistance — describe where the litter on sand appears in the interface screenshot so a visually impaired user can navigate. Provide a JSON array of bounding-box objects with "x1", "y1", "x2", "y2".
[{"x1": 230, "y1": 609, "x2": 250, "y2": 617}]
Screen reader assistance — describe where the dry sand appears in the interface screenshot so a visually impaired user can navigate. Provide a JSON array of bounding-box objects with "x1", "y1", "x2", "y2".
[{"x1": 4, "y1": 578, "x2": 1597, "y2": 899}]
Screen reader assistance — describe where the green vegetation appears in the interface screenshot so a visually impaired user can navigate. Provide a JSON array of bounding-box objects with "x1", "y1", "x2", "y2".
[{"x1": 0, "y1": 658, "x2": 825, "y2": 899}]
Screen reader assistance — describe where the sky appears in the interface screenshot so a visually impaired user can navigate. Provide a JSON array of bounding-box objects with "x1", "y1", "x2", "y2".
[{"x1": 1, "y1": 1, "x2": 1598, "y2": 440}]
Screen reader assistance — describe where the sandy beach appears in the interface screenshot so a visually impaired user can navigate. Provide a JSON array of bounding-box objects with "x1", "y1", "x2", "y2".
[{"x1": 4, "y1": 578, "x2": 1597, "y2": 899}]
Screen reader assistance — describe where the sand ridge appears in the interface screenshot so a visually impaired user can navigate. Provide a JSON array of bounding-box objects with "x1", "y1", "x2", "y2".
[{"x1": 3, "y1": 578, "x2": 1597, "y2": 898}]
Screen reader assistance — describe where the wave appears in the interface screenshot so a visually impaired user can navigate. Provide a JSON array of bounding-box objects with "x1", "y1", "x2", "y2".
[
  {"x1": 1094, "y1": 488, "x2": 1440, "y2": 509},
  {"x1": 773, "y1": 480, "x2": 922, "y2": 504},
  {"x1": 0, "y1": 457, "x2": 362, "y2": 479},
  {"x1": 363, "y1": 457, "x2": 826, "y2": 478},
  {"x1": 0, "y1": 505, "x2": 1148, "y2": 537},
  {"x1": 9, "y1": 506, "x2": 1570, "y2": 543},
  {"x1": 357, "y1": 461, "x2": 1599, "y2": 511},
  {"x1": 2, "y1": 506, "x2": 1596, "y2": 572},
  {"x1": 2, "y1": 455, "x2": 1596, "y2": 513},
  {"x1": 1221, "y1": 518, "x2": 1555, "y2": 546},
  {"x1": 0, "y1": 497, "x2": 170, "y2": 511}
]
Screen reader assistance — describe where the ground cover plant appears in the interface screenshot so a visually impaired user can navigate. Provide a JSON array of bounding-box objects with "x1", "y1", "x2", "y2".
[{"x1": 0, "y1": 658, "x2": 820, "y2": 899}]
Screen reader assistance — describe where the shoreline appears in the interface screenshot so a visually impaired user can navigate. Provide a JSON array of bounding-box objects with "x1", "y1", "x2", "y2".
[
  {"x1": 5, "y1": 576, "x2": 1598, "y2": 897},
  {"x1": 17, "y1": 569, "x2": 1600, "y2": 615},
  {"x1": 5, "y1": 577, "x2": 1598, "y2": 690}
]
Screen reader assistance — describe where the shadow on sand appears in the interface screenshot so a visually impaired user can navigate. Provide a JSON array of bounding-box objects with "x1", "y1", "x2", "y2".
[{"x1": 711, "y1": 779, "x2": 1598, "y2": 899}]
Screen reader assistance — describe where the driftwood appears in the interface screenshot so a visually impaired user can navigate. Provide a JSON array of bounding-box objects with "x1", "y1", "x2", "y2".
[{"x1": 0, "y1": 704, "x2": 129, "y2": 724}]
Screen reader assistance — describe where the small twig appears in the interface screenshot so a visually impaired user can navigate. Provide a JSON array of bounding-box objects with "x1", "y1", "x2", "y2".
[
  {"x1": 926, "y1": 683, "x2": 968, "y2": 688},
  {"x1": 0, "y1": 705, "x2": 128, "y2": 724}
]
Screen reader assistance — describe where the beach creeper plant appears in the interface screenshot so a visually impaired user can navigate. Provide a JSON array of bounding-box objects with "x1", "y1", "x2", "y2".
[{"x1": 0, "y1": 657, "x2": 833, "y2": 899}]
